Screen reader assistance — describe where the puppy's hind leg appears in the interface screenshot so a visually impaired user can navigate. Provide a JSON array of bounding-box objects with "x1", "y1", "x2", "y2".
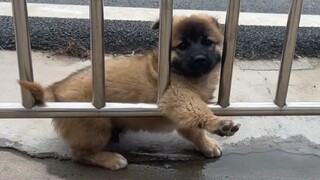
[
  {"x1": 55, "y1": 118, "x2": 127, "y2": 170},
  {"x1": 72, "y1": 149, "x2": 127, "y2": 170},
  {"x1": 178, "y1": 128, "x2": 222, "y2": 158}
]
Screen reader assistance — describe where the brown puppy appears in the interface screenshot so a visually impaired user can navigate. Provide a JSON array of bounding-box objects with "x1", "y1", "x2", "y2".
[{"x1": 19, "y1": 14, "x2": 240, "y2": 170}]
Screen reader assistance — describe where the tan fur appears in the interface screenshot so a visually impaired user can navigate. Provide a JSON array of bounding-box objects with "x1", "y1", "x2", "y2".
[
  {"x1": 18, "y1": 81, "x2": 45, "y2": 105},
  {"x1": 19, "y1": 14, "x2": 240, "y2": 170}
]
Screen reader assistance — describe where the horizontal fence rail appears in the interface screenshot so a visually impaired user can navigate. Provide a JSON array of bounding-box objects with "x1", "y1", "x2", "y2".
[
  {"x1": 1, "y1": 0, "x2": 318, "y2": 119},
  {"x1": 0, "y1": 102, "x2": 320, "y2": 118}
]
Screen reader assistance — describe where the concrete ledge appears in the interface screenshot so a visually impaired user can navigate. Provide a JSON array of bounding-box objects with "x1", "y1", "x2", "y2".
[{"x1": 0, "y1": 50, "x2": 319, "y2": 162}]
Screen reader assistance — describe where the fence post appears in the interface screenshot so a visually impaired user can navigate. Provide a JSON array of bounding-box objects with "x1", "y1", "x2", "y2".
[
  {"x1": 218, "y1": 0, "x2": 241, "y2": 108},
  {"x1": 11, "y1": 0, "x2": 35, "y2": 109},
  {"x1": 157, "y1": 0, "x2": 173, "y2": 102},
  {"x1": 275, "y1": 0, "x2": 303, "y2": 108},
  {"x1": 90, "y1": 0, "x2": 106, "y2": 109}
]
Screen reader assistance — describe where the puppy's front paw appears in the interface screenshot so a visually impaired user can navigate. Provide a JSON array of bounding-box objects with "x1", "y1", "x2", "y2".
[
  {"x1": 107, "y1": 153, "x2": 128, "y2": 170},
  {"x1": 90, "y1": 152, "x2": 128, "y2": 170},
  {"x1": 212, "y1": 120, "x2": 241, "y2": 137},
  {"x1": 196, "y1": 137, "x2": 222, "y2": 158}
]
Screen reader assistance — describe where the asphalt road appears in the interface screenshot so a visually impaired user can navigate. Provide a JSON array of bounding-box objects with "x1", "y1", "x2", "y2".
[
  {"x1": 1, "y1": 16, "x2": 319, "y2": 60},
  {"x1": 0, "y1": 0, "x2": 319, "y2": 60}
]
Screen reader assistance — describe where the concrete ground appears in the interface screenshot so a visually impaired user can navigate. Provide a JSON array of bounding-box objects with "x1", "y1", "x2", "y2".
[{"x1": 0, "y1": 50, "x2": 320, "y2": 179}]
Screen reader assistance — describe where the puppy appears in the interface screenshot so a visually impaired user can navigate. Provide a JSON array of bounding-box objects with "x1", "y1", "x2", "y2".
[{"x1": 19, "y1": 14, "x2": 240, "y2": 170}]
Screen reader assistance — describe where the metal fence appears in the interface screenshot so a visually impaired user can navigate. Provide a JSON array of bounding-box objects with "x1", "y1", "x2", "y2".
[{"x1": 0, "y1": 0, "x2": 319, "y2": 118}]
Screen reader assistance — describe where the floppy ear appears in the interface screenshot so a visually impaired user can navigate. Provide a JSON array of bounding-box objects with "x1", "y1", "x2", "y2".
[
  {"x1": 151, "y1": 19, "x2": 160, "y2": 30},
  {"x1": 211, "y1": 17, "x2": 221, "y2": 29}
]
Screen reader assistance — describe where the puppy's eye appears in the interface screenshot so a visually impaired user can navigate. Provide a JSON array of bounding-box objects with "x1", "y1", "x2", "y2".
[
  {"x1": 202, "y1": 38, "x2": 214, "y2": 47},
  {"x1": 177, "y1": 42, "x2": 189, "y2": 51}
]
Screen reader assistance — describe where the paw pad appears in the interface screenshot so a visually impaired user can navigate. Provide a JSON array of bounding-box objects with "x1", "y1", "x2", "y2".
[{"x1": 215, "y1": 120, "x2": 241, "y2": 137}]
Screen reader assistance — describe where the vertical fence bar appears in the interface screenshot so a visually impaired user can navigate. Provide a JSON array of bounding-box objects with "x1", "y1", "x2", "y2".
[
  {"x1": 275, "y1": 0, "x2": 303, "y2": 108},
  {"x1": 11, "y1": 0, "x2": 35, "y2": 109},
  {"x1": 90, "y1": 0, "x2": 106, "y2": 109},
  {"x1": 157, "y1": 0, "x2": 173, "y2": 102},
  {"x1": 217, "y1": 0, "x2": 241, "y2": 108}
]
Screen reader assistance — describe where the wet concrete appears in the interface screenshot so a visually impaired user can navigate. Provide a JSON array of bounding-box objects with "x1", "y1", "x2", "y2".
[{"x1": 1, "y1": 148, "x2": 320, "y2": 180}]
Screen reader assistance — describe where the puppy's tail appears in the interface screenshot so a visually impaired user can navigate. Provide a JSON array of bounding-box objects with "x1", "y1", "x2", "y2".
[{"x1": 18, "y1": 80, "x2": 46, "y2": 105}]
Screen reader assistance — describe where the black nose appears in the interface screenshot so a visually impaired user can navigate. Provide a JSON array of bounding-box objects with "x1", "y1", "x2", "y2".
[{"x1": 192, "y1": 55, "x2": 207, "y2": 65}]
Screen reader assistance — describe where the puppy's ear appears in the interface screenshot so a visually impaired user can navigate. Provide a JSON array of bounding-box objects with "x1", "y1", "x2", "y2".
[
  {"x1": 211, "y1": 17, "x2": 221, "y2": 29},
  {"x1": 151, "y1": 19, "x2": 160, "y2": 30}
]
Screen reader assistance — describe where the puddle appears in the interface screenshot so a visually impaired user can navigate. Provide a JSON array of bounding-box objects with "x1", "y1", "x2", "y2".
[
  {"x1": 165, "y1": 150, "x2": 320, "y2": 179},
  {"x1": 2, "y1": 149, "x2": 320, "y2": 179}
]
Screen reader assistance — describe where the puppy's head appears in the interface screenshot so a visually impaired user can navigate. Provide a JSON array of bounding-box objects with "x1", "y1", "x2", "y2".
[{"x1": 152, "y1": 14, "x2": 223, "y2": 78}]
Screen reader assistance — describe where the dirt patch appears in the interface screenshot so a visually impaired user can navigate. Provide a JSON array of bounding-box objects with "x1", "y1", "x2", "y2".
[{"x1": 55, "y1": 39, "x2": 90, "y2": 59}]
